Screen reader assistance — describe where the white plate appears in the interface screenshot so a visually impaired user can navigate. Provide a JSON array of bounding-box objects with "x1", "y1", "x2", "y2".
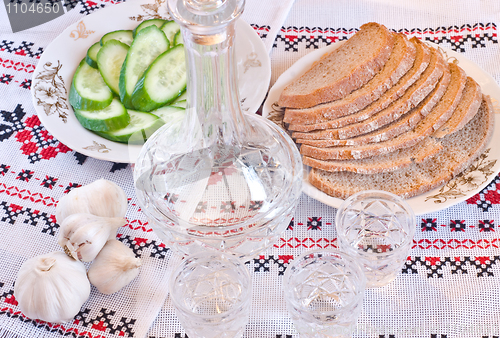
[
  {"x1": 31, "y1": 0, "x2": 271, "y2": 163},
  {"x1": 263, "y1": 42, "x2": 500, "y2": 215}
]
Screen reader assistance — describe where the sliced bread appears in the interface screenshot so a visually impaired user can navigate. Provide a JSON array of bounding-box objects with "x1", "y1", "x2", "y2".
[
  {"x1": 296, "y1": 62, "x2": 465, "y2": 147},
  {"x1": 288, "y1": 37, "x2": 431, "y2": 130},
  {"x1": 433, "y1": 76, "x2": 482, "y2": 138},
  {"x1": 308, "y1": 95, "x2": 494, "y2": 199},
  {"x1": 278, "y1": 23, "x2": 395, "y2": 109},
  {"x1": 299, "y1": 62, "x2": 478, "y2": 161},
  {"x1": 282, "y1": 33, "x2": 416, "y2": 124},
  {"x1": 293, "y1": 46, "x2": 446, "y2": 141}
]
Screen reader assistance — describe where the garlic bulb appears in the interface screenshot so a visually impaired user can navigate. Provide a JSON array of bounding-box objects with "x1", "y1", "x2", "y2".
[
  {"x1": 14, "y1": 251, "x2": 90, "y2": 323},
  {"x1": 56, "y1": 179, "x2": 128, "y2": 223},
  {"x1": 88, "y1": 239, "x2": 141, "y2": 294},
  {"x1": 58, "y1": 213, "x2": 127, "y2": 262}
]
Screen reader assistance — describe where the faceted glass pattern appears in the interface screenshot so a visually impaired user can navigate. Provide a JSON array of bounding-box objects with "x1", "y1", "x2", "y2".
[
  {"x1": 336, "y1": 190, "x2": 416, "y2": 288},
  {"x1": 283, "y1": 249, "x2": 366, "y2": 338},
  {"x1": 169, "y1": 253, "x2": 251, "y2": 338}
]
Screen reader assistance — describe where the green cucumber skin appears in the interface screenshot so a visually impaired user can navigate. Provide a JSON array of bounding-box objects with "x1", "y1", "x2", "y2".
[
  {"x1": 160, "y1": 20, "x2": 180, "y2": 47},
  {"x1": 133, "y1": 19, "x2": 166, "y2": 37},
  {"x1": 74, "y1": 98, "x2": 130, "y2": 132},
  {"x1": 85, "y1": 42, "x2": 101, "y2": 69},
  {"x1": 100, "y1": 30, "x2": 134, "y2": 46},
  {"x1": 95, "y1": 111, "x2": 165, "y2": 144},
  {"x1": 131, "y1": 45, "x2": 187, "y2": 112},
  {"x1": 119, "y1": 25, "x2": 169, "y2": 110},
  {"x1": 97, "y1": 40, "x2": 129, "y2": 96},
  {"x1": 69, "y1": 59, "x2": 113, "y2": 111}
]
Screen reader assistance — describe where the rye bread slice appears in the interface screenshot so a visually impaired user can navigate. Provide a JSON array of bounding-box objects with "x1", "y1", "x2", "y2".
[
  {"x1": 278, "y1": 23, "x2": 395, "y2": 109},
  {"x1": 282, "y1": 33, "x2": 416, "y2": 124},
  {"x1": 300, "y1": 62, "x2": 479, "y2": 160},
  {"x1": 288, "y1": 37, "x2": 431, "y2": 130},
  {"x1": 433, "y1": 76, "x2": 482, "y2": 138},
  {"x1": 303, "y1": 136, "x2": 443, "y2": 174},
  {"x1": 293, "y1": 46, "x2": 446, "y2": 141},
  {"x1": 308, "y1": 95, "x2": 494, "y2": 199},
  {"x1": 296, "y1": 62, "x2": 465, "y2": 147}
]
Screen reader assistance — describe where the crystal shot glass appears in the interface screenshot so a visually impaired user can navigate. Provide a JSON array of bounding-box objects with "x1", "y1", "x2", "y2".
[
  {"x1": 335, "y1": 190, "x2": 416, "y2": 288},
  {"x1": 169, "y1": 252, "x2": 252, "y2": 338},
  {"x1": 283, "y1": 249, "x2": 366, "y2": 338}
]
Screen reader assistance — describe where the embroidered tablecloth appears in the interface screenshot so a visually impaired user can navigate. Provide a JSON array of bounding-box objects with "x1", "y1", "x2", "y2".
[{"x1": 0, "y1": 0, "x2": 500, "y2": 337}]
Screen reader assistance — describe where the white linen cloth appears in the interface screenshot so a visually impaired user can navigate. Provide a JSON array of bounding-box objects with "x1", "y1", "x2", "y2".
[{"x1": 0, "y1": 0, "x2": 499, "y2": 338}]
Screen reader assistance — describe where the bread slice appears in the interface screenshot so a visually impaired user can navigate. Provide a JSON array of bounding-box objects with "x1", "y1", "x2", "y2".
[
  {"x1": 433, "y1": 76, "x2": 482, "y2": 138},
  {"x1": 308, "y1": 95, "x2": 494, "y2": 199},
  {"x1": 282, "y1": 33, "x2": 415, "y2": 124},
  {"x1": 300, "y1": 62, "x2": 478, "y2": 161},
  {"x1": 293, "y1": 46, "x2": 446, "y2": 141},
  {"x1": 278, "y1": 23, "x2": 395, "y2": 109},
  {"x1": 296, "y1": 62, "x2": 465, "y2": 147},
  {"x1": 303, "y1": 136, "x2": 443, "y2": 174},
  {"x1": 288, "y1": 37, "x2": 431, "y2": 130}
]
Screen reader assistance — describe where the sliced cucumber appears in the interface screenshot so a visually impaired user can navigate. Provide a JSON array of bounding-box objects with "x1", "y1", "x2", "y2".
[
  {"x1": 100, "y1": 30, "x2": 134, "y2": 46},
  {"x1": 119, "y1": 25, "x2": 169, "y2": 109},
  {"x1": 74, "y1": 97, "x2": 130, "y2": 132},
  {"x1": 85, "y1": 41, "x2": 101, "y2": 68},
  {"x1": 170, "y1": 99, "x2": 186, "y2": 108},
  {"x1": 95, "y1": 110, "x2": 164, "y2": 144},
  {"x1": 160, "y1": 20, "x2": 180, "y2": 47},
  {"x1": 131, "y1": 45, "x2": 187, "y2": 111},
  {"x1": 133, "y1": 18, "x2": 167, "y2": 37},
  {"x1": 173, "y1": 90, "x2": 187, "y2": 102},
  {"x1": 173, "y1": 31, "x2": 183, "y2": 45},
  {"x1": 69, "y1": 59, "x2": 113, "y2": 111},
  {"x1": 151, "y1": 105, "x2": 185, "y2": 123},
  {"x1": 97, "y1": 40, "x2": 129, "y2": 96}
]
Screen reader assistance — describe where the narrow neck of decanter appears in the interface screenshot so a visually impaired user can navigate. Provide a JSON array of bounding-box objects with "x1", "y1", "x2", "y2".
[{"x1": 182, "y1": 22, "x2": 247, "y2": 147}]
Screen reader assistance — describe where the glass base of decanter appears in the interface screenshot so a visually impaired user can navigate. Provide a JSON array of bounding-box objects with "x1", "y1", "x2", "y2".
[{"x1": 134, "y1": 112, "x2": 302, "y2": 259}]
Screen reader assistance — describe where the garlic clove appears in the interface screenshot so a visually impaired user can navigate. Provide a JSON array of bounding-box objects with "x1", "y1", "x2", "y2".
[
  {"x1": 87, "y1": 239, "x2": 141, "y2": 295},
  {"x1": 58, "y1": 213, "x2": 127, "y2": 262},
  {"x1": 56, "y1": 179, "x2": 128, "y2": 224},
  {"x1": 14, "y1": 251, "x2": 91, "y2": 323}
]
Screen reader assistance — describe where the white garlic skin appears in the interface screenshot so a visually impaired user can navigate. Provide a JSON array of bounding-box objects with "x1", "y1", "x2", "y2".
[
  {"x1": 58, "y1": 213, "x2": 127, "y2": 262},
  {"x1": 56, "y1": 179, "x2": 128, "y2": 224},
  {"x1": 88, "y1": 239, "x2": 141, "y2": 295},
  {"x1": 14, "y1": 251, "x2": 90, "y2": 323}
]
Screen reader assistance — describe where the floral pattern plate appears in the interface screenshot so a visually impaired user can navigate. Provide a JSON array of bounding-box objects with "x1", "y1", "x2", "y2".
[
  {"x1": 262, "y1": 42, "x2": 500, "y2": 215},
  {"x1": 31, "y1": 0, "x2": 271, "y2": 163}
]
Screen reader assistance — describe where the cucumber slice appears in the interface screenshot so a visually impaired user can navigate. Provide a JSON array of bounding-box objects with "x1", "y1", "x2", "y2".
[
  {"x1": 100, "y1": 30, "x2": 134, "y2": 46},
  {"x1": 173, "y1": 30, "x2": 183, "y2": 45},
  {"x1": 133, "y1": 19, "x2": 167, "y2": 37},
  {"x1": 95, "y1": 110, "x2": 164, "y2": 144},
  {"x1": 173, "y1": 90, "x2": 187, "y2": 102},
  {"x1": 74, "y1": 97, "x2": 130, "y2": 132},
  {"x1": 85, "y1": 41, "x2": 101, "y2": 68},
  {"x1": 160, "y1": 20, "x2": 180, "y2": 47},
  {"x1": 131, "y1": 45, "x2": 187, "y2": 111},
  {"x1": 151, "y1": 105, "x2": 185, "y2": 123},
  {"x1": 119, "y1": 25, "x2": 169, "y2": 109},
  {"x1": 170, "y1": 99, "x2": 186, "y2": 108},
  {"x1": 69, "y1": 59, "x2": 113, "y2": 111},
  {"x1": 97, "y1": 40, "x2": 129, "y2": 96}
]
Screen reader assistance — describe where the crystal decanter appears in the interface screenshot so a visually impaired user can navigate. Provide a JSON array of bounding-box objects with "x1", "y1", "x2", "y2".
[{"x1": 133, "y1": 0, "x2": 302, "y2": 259}]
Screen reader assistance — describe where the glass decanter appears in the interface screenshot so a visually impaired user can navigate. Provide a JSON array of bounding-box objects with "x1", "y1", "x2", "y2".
[{"x1": 133, "y1": 0, "x2": 303, "y2": 259}]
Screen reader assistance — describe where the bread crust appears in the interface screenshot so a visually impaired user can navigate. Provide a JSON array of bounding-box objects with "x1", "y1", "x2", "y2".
[
  {"x1": 283, "y1": 33, "x2": 416, "y2": 124},
  {"x1": 293, "y1": 47, "x2": 446, "y2": 141},
  {"x1": 296, "y1": 62, "x2": 464, "y2": 148},
  {"x1": 288, "y1": 37, "x2": 431, "y2": 129},
  {"x1": 307, "y1": 95, "x2": 494, "y2": 199},
  {"x1": 278, "y1": 23, "x2": 396, "y2": 109},
  {"x1": 300, "y1": 60, "x2": 477, "y2": 161}
]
